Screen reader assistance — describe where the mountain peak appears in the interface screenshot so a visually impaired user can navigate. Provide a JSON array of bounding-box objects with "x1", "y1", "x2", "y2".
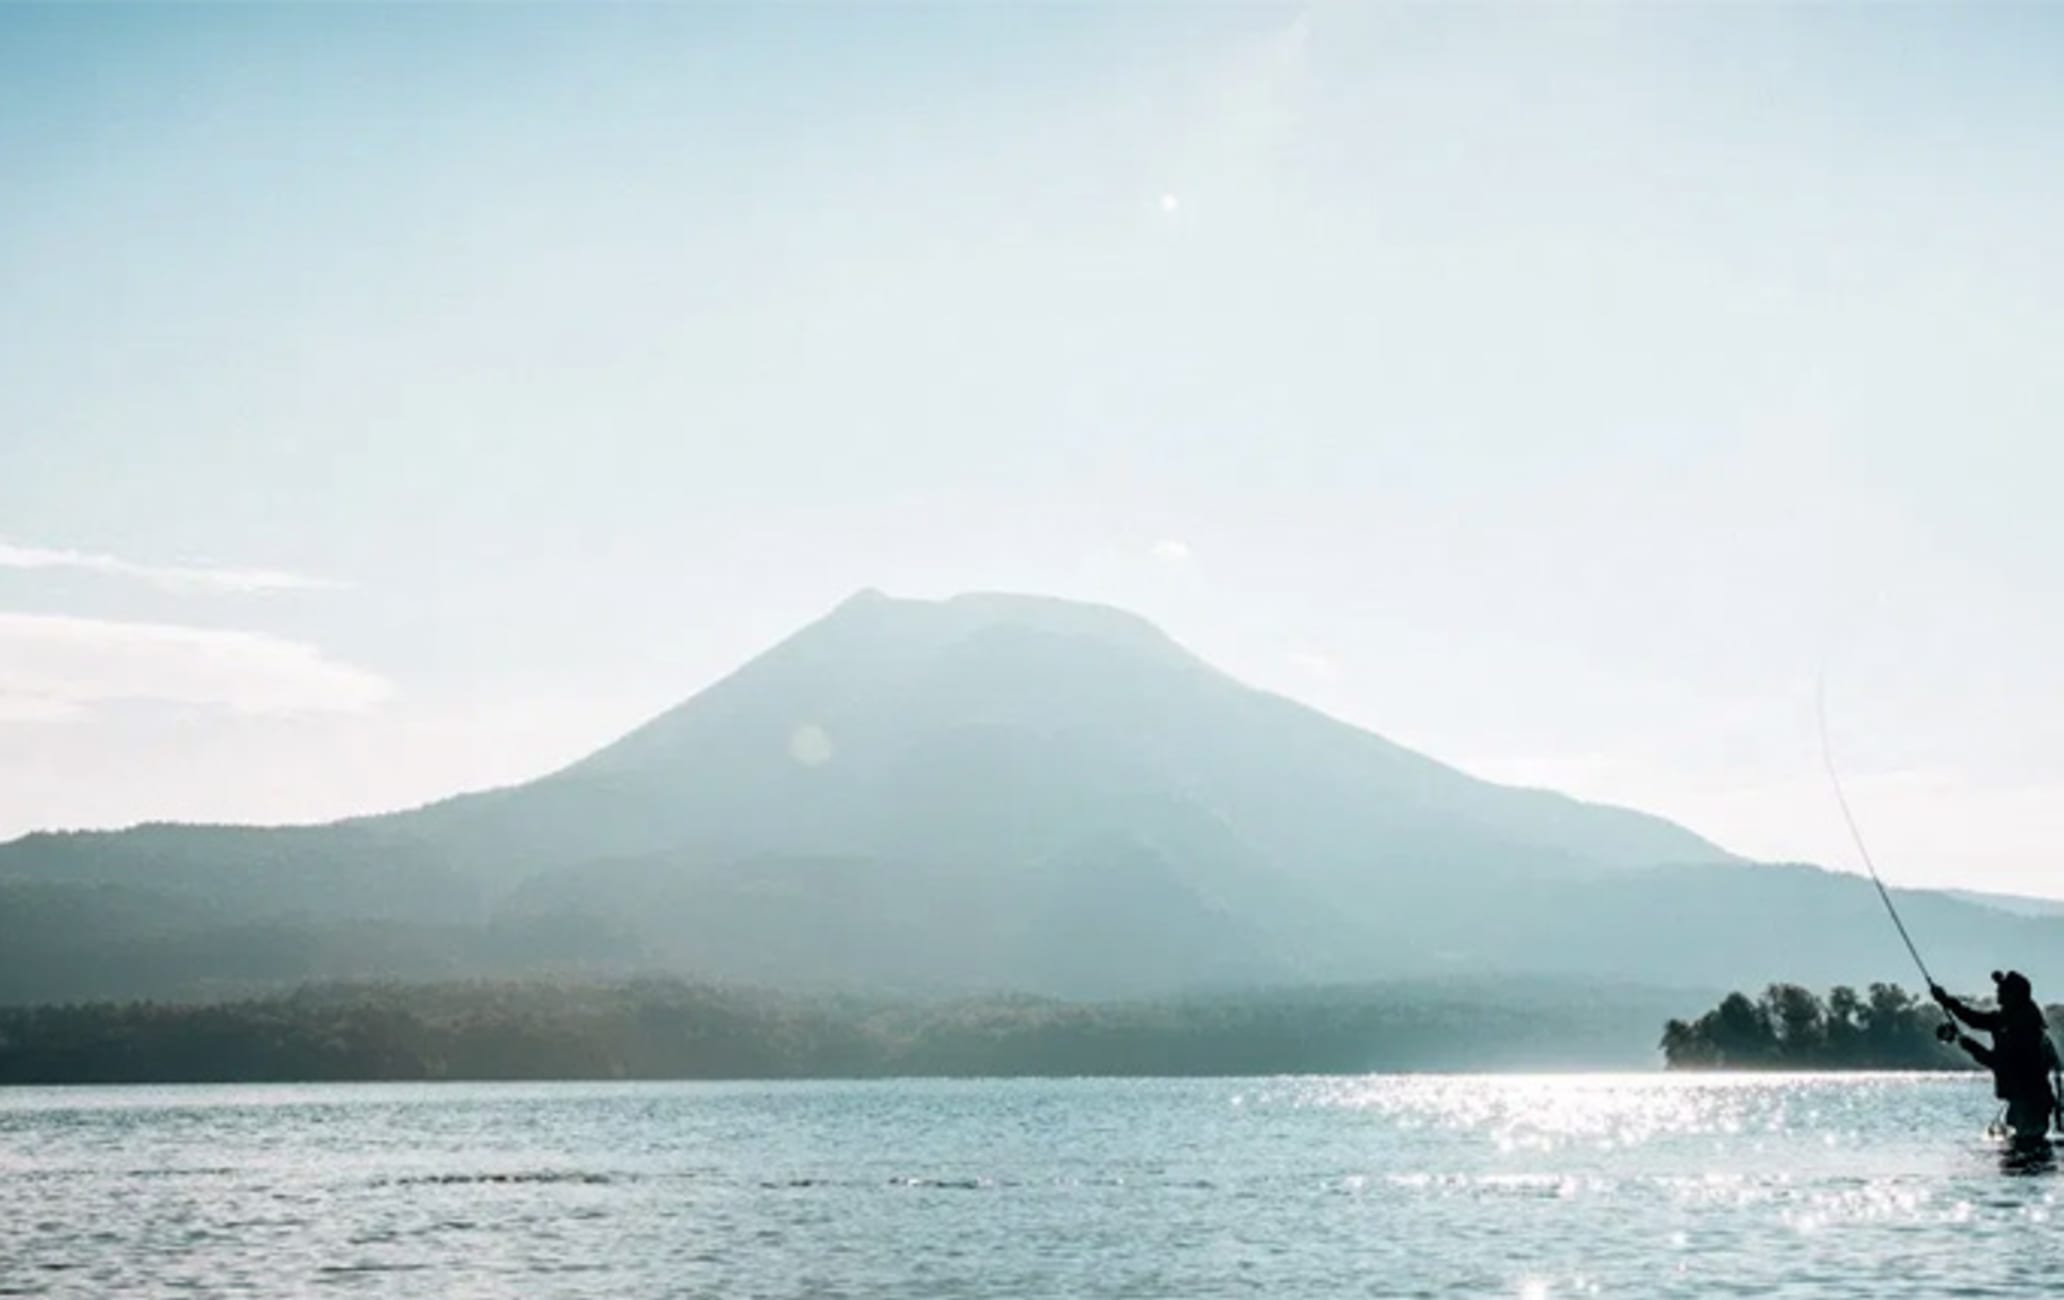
[
  {"x1": 812, "y1": 588, "x2": 1192, "y2": 665},
  {"x1": 832, "y1": 586, "x2": 892, "y2": 612},
  {"x1": 22, "y1": 583, "x2": 2014, "y2": 1004},
  {"x1": 945, "y1": 590, "x2": 1175, "y2": 642}
]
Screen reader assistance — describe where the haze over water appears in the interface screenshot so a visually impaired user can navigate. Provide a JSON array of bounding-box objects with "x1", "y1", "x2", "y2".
[{"x1": 4, "y1": 1074, "x2": 2054, "y2": 1298}]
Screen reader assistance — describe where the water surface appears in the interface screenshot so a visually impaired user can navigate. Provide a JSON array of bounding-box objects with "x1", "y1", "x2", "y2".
[{"x1": 2, "y1": 1075, "x2": 2056, "y2": 1297}]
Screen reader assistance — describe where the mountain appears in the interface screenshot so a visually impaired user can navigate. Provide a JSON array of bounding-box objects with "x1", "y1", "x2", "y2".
[
  {"x1": 1940, "y1": 888, "x2": 2064, "y2": 920},
  {"x1": 2, "y1": 589, "x2": 2060, "y2": 1005}
]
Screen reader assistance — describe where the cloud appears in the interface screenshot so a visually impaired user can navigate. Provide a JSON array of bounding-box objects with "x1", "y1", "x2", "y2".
[
  {"x1": 0, "y1": 694, "x2": 85, "y2": 723},
  {"x1": 0, "y1": 539, "x2": 341, "y2": 594},
  {"x1": 1150, "y1": 538, "x2": 1193, "y2": 563},
  {"x1": 0, "y1": 612, "x2": 391, "y2": 721},
  {"x1": 1462, "y1": 752, "x2": 1624, "y2": 795},
  {"x1": 1288, "y1": 650, "x2": 1336, "y2": 679},
  {"x1": 1165, "y1": 10, "x2": 1312, "y2": 216}
]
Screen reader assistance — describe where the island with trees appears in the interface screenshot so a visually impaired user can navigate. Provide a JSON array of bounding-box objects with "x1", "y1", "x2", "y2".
[{"x1": 1658, "y1": 982, "x2": 2055, "y2": 1070}]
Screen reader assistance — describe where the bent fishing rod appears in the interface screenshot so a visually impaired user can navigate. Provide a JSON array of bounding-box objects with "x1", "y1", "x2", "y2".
[{"x1": 1816, "y1": 673, "x2": 1934, "y2": 990}]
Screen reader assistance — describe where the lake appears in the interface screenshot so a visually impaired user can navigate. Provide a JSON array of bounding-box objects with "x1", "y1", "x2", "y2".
[{"x1": 2, "y1": 1075, "x2": 2057, "y2": 1297}]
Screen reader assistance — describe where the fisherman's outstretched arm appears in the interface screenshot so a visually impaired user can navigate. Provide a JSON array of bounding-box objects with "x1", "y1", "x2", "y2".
[
  {"x1": 1956, "y1": 1035, "x2": 1997, "y2": 1071},
  {"x1": 1932, "y1": 984, "x2": 2003, "y2": 1030}
]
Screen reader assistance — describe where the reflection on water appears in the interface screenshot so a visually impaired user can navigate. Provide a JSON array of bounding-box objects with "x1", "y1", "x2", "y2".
[{"x1": 2, "y1": 1075, "x2": 2060, "y2": 1297}]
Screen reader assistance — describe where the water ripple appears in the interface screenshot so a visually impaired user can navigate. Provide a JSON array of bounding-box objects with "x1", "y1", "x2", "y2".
[{"x1": 0, "y1": 1075, "x2": 2054, "y2": 1298}]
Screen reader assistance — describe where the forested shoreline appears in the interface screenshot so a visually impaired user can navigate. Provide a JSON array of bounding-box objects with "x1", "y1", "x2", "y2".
[
  {"x1": 14, "y1": 978, "x2": 2034, "y2": 1083},
  {"x1": 0, "y1": 978, "x2": 1687, "y2": 1083},
  {"x1": 1659, "y1": 982, "x2": 2033, "y2": 1070}
]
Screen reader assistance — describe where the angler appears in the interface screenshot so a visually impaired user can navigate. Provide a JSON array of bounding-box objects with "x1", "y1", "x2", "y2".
[{"x1": 1933, "y1": 970, "x2": 2064, "y2": 1143}]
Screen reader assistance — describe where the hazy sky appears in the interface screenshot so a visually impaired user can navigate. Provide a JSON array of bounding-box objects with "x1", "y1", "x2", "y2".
[{"x1": 4, "y1": 3, "x2": 2062, "y2": 896}]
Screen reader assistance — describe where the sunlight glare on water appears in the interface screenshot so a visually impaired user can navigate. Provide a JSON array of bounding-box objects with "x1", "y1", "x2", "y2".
[{"x1": 2, "y1": 1074, "x2": 2058, "y2": 1298}]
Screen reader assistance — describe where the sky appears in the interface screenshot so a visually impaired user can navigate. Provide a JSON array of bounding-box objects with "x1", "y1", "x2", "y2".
[{"x1": 3, "y1": 2, "x2": 2063, "y2": 897}]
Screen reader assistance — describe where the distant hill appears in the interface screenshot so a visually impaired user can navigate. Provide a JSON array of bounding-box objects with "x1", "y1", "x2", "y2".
[
  {"x1": 1939, "y1": 888, "x2": 2064, "y2": 920},
  {"x1": 2, "y1": 590, "x2": 2059, "y2": 1005}
]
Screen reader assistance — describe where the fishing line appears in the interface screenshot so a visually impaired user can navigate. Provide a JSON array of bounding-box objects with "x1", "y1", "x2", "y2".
[{"x1": 1816, "y1": 672, "x2": 1934, "y2": 989}]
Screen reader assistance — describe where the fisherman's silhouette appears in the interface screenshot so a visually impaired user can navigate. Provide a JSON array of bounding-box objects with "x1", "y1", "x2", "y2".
[{"x1": 1931, "y1": 970, "x2": 2064, "y2": 1148}]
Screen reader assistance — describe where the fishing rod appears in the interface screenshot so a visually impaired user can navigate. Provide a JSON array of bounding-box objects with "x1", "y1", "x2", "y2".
[
  {"x1": 1818, "y1": 677, "x2": 2064, "y2": 1142},
  {"x1": 1816, "y1": 672, "x2": 1935, "y2": 990}
]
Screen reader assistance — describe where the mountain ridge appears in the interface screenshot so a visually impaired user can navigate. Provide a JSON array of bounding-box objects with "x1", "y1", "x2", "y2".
[
  {"x1": 3, "y1": 589, "x2": 2059, "y2": 1004},
  {"x1": 377, "y1": 588, "x2": 1738, "y2": 874}
]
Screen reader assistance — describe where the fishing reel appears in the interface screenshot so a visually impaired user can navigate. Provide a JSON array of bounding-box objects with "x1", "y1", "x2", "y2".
[{"x1": 1935, "y1": 1021, "x2": 1960, "y2": 1045}]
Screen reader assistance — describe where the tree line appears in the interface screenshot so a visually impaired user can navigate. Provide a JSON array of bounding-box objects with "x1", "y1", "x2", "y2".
[{"x1": 0, "y1": 977, "x2": 1682, "y2": 1083}]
